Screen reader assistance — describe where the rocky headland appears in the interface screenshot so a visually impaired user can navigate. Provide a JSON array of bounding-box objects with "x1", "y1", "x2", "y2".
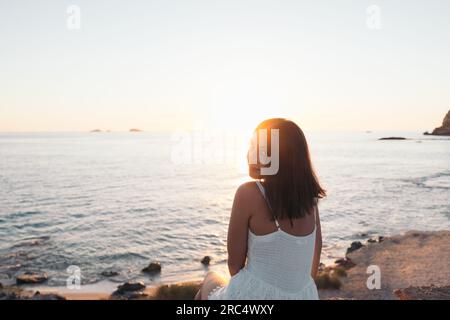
[{"x1": 424, "y1": 109, "x2": 450, "y2": 136}]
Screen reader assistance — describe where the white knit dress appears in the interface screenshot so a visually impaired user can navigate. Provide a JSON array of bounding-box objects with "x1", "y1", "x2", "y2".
[{"x1": 208, "y1": 181, "x2": 319, "y2": 300}]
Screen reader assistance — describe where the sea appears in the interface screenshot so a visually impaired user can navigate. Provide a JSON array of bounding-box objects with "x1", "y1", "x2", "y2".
[{"x1": 0, "y1": 131, "x2": 449, "y2": 289}]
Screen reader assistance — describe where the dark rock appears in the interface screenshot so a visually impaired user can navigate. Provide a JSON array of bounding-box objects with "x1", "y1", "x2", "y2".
[
  {"x1": 368, "y1": 238, "x2": 377, "y2": 243},
  {"x1": 318, "y1": 263, "x2": 326, "y2": 272},
  {"x1": 346, "y1": 241, "x2": 363, "y2": 255},
  {"x1": 334, "y1": 258, "x2": 356, "y2": 269},
  {"x1": 201, "y1": 256, "x2": 211, "y2": 266},
  {"x1": 431, "y1": 128, "x2": 450, "y2": 135},
  {"x1": 112, "y1": 281, "x2": 147, "y2": 299},
  {"x1": 142, "y1": 262, "x2": 161, "y2": 274},
  {"x1": 101, "y1": 270, "x2": 119, "y2": 277},
  {"x1": 429, "y1": 110, "x2": 450, "y2": 136},
  {"x1": 0, "y1": 291, "x2": 19, "y2": 300},
  {"x1": 115, "y1": 281, "x2": 146, "y2": 294},
  {"x1": 379, "y1": 137, "x2": 407, "y2": 140},
  {"x1": 378, "y1": 236, "x2": 385, "y2": 242},
  {"x1": 110, "y1": 291, "x2": 149, "y2": 300},
  {"x1": 124, "y1": 292, "x2": 149, "y2": 299},
  {"x1": 359, "y1": 233, "x2": 368, "y2": 237},
  {"x1": 33, "y1": 291, "x2": 66, "y2": 300},
  {"x1": 0, "y1": 285, "x2": 24, "y2": 300},
  {"x1": 423, "y1": 131, "x2": 430, "y2": 135},
  {"x1": 16, "y1": 272, "x2": 48, "y2": 284}
]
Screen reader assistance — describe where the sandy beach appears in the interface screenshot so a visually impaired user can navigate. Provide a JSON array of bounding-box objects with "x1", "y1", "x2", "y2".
[
  {"x1": 2, "y1": 230, "x2": 449, "y2": 300},
  {"x1": 319, "y1": 230, "x2": 450, "y2": 300}
]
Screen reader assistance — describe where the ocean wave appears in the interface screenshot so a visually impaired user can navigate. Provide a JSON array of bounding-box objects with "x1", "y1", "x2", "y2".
[
  {"x1": 10, "y1": 236, "x2": 51, "y2": 249},
  {"x1": 96, "y1": 252, "x2": 148, "y2": 262},
  {"x1": 3, "y1": 210, "x2": 42, "y2": 220},
  {"x1": 12, "y1": 221, "x2": 53, "y2": 230},
  {"x1": 407, "y1": 171, "x2": 450, "y2": 189}
]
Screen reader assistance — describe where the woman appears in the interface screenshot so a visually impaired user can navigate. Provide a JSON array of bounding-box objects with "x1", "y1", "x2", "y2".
[{"x1": 196, "y1": 118, "x2": 326, "y2": 300}]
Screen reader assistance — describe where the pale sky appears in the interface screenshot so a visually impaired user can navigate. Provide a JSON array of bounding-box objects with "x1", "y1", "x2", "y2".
[{"x1": 1, "y1": 0, "x2": 449, "y2": 132}]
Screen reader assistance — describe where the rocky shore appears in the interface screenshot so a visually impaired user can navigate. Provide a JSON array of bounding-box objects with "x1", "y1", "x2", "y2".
[
  {"x1": 424, "y1": 109, "x2": 450, "y2": 136},
  {"x1": 1, "y1": 231, "x2": 449, "y2": 300},
  {"x1": 319, "y1": 230, "x2": 450, "y2": 300}
]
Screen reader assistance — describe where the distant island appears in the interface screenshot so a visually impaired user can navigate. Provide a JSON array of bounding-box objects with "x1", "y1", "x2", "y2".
[
  {"x1": 379, "y1": 137, "x2": 407, "y2": 140},
  {"x1": 89, "y1": 129, "x2": 141, "y2": 133},
  {"x1": 424, "y1": 109, "x2": 450, "y2": 136}
]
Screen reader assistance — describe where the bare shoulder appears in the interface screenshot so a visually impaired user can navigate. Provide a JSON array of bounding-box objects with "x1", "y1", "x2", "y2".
[
  {"x1": 236, "y1": 181, "x2": 259, "y2": 195},
  {"x1": 231, "y1": 181, "x2": 260, "y2": 218},
  {"x1": 234, "y1": 181, "x2": 260, "y2": 204}
]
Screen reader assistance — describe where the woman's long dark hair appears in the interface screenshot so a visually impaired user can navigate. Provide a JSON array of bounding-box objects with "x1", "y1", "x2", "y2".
[{"x1": 249, "y1": 118, "x2": 325, "y2": 222}]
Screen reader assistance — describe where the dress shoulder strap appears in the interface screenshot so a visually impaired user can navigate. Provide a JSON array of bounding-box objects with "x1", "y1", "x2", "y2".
[
  {"x1": 312, "y1": 198, "x2": 319, "y2": 230},
  {"x1": 255, "y1": 180, "x2": 265, "y2": 196},
  {"x1": 315, "y1": 198, "x2": 319, "y2": 219},
  {"x1": 255, "y1": 181, "x2": 280, "y2": 230}
]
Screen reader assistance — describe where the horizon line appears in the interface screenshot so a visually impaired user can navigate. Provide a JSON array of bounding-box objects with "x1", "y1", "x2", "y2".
[{"x1": 0, "y1": 129, "x2": 432, "y2": 134}]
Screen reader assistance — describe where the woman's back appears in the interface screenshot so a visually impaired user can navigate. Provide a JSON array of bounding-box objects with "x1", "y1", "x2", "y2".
[
  {"x1": 207, "y1": 181, "x2": 319, "y2": 300},
  {"x1": 246, "y1": 181, "x2": 317, "y2": 293},
  {"x1": 249, "y1": 181, "x2": 317, "y2": 237}
]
